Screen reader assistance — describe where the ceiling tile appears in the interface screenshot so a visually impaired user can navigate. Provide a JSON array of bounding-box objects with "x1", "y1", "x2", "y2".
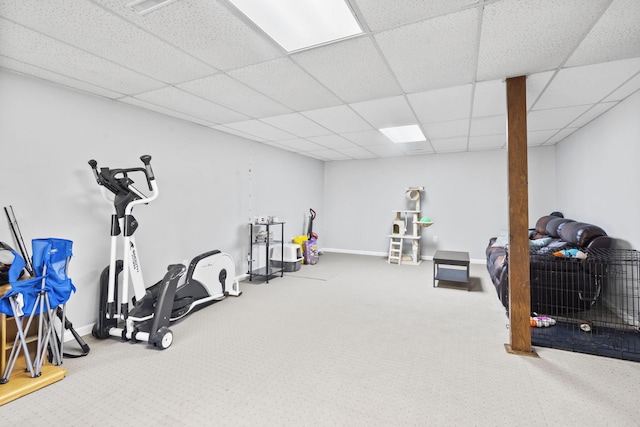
[
  {"x1": 365, "y1": 145, "x2": 405, "y2": 157},
  {"x1": 302, "y1": 105, "x2": 373, "y2": 133},
  {"x1": 408, "y1": 84, "x2": 472, "y2": 123},
  {"x1": 223, "y1": 119, "x2": 297, "y2": 141},
  {"x1": 257, "y1": 140, "x2": 286, "y2": 149},
  {"x1": 259, "y1": 113, "x2": 332, "y2": 138},
  {"x1": 336, "y1": 146, "x2": 377, "y2": 159},
  {"x1": 350, "y1": 95, "x2": 417, "y2": 128},
  {"x1": 210, "y1": 125, "x2": 266, "y2": 142},
  {"x1": 570, "y1": 102, "x2": 617, "y2": 128},
  {"x1": 468, "y1": 134, "x2": 505, "y2": 150},
  {"x1": 430, "y1": 137, "x2": 468, "y2": 153},
  {"x1": 472, "y1": 80, "x2": 506, "y2": 117},
  {"x1": 374, "y1": 9, "x2": 478, "y2": 92},
  {"x1": 297, "y1": 151, "x2": 323, "y2": 160},
  {"x1": 534, "y1": 58, "x2": 640, "y2": 109},
  {"x1": 307, "y1": 134, "x2": 359, "y2": 149},
  {"x1": 307, "y1": 149, "x2": 351, "y2": 161},
  {"x1": 0, "y1": 18, "x2": 164, "y2": 94},
  {"x1": 275, "y1": 138, "x2": 327, "y2": 152},
  {"x1": 566, "y1": 0, "x2": 640, "y2": 67},
  {"x1": 292, "y1": 36, "x2": 402, "y2": 103},
  {"x1": 342, "y1": 129, "x2": 394, "y2": 146},
  {"x1": 121, "y1": 97, "x2": 216, "y2": 126},
  {"x1": 178, "y1": 74, "x2": 291, "y2": 118},
  {"x1": 603, "y1": 71, "x2": 640, "y2": 101},
  {"x1": 525, "y1": 71, "x2": 555, "y2": 110},
  {"x1": 93, "y1": 0, "x2": 281, "y2": 70},
  {"x1": 527, "y1": 105, "x2": 591, "y2": 131},
  {"x1": 422, "y1": 119, "x2": 469, "y2": 140},
  {"x1": 546, "y1": 127, "x2": 579, "y2": 144},
  {"x1": 0, "y1": 57, "x2": 122, "y2": 99},
  {"x1": 135, "y1": 87, "x2": 249, "y2": 123},
  {"x1": 354, "y1": 0, "x2": 479, "y2": 31},
  {"x1": 398, "y1": 141, "x2": 435, "y2": 155},
  {"x1": 229, "y1": 57, "x2": 342, "y2": 111},
  {"x1": 477, "y1": 0, "x2": 611, "y2": 81},
  {"x1": 469, "y1": 115, "x2": 505, "y2": 136},
  {"x1": 527, "y1": 129, "x2": 558, "y2": 146},
  {"x1": 0, "y1": 0, "x2": 216, "y2": 83}
]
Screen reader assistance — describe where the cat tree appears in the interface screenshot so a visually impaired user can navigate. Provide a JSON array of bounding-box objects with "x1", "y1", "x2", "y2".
[{"x1": 388, "y1": 187, "x2": 432, "y2": 265}]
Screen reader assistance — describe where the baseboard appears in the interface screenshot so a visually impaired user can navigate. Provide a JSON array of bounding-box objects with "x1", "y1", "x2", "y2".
[
  {"x1": 321, "y1": 248, "x2": 387, "y2": 257},
  {"x1": 321, "y1": 247, "x2": 485, "y2": 264}
]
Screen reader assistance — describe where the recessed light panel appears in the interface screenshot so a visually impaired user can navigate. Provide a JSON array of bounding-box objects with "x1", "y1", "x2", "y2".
[
  {"x1": 379, "y1": 125, "x2": 426, "y2": 143},
  {"x1": 127, "y1": 0, "x2": 178, "y2": 15},
  {"x1": 228, "y1": 0, "x2": 362, "y2": 52}
]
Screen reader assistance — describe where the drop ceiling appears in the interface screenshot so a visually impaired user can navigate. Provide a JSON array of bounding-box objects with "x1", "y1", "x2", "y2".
[{"x1": 1, "y1": 0, "x2": 639, "y2": 161}]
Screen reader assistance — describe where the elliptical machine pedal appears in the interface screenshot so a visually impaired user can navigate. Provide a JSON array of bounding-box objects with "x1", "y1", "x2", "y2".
[{"x1": 88, "y1": 155, "x2": 240, "y2": 349}]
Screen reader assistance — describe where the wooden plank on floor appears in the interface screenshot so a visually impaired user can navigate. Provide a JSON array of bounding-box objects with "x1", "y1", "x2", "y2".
[{"x1": 0, "y1": 360, "x2": 66, "y2": 406}]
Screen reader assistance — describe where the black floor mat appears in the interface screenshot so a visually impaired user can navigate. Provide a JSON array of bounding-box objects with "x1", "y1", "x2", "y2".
[{"x1": 532, "y1": 321, "x2": 640, "y2": 362}]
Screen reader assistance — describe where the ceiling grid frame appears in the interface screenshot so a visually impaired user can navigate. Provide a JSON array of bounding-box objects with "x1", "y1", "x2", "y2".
[{"x1": 0, "y1": 0, "x2": 639, "y2": 160}]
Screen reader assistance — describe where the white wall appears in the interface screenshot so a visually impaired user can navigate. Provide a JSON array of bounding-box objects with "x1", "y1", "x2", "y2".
[
  {"x1": 555, "y1": 90, "x2": 640, "y2": 250},
  {"x1": 0, "y1": 70, "x2": 324, "y2": 330},
  {"x1": 6, "y1": 67, "x2": 634, "y2": 332},
  {"x1": 323, "y1": 146, "x2": 557, "y2": 261}
]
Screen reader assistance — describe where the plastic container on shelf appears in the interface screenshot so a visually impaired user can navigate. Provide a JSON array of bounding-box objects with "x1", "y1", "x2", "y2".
[{"x1": 271, "y1": 243, "x2": 303, "y2": 272}]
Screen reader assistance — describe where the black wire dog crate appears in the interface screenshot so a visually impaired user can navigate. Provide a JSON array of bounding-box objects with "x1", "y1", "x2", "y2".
[{"x1": 529, "y1": 248, "x2": 640, "y2": 361}]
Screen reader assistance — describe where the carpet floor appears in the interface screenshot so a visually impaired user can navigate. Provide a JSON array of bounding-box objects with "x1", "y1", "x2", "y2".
[{"x1": 1, "y1": 253, "x2": 638, "y2": 426}]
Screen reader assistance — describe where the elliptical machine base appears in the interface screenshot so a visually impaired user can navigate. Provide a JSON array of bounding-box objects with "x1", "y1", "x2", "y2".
[{"x1": 92, "y1": 251, "x2": 241, "y2": 349}]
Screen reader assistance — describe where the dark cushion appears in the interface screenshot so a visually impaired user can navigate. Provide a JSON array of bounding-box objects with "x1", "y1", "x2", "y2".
[
  {"x1": 535, "y1": 216, "x2": 553, "y2": 235},
  {"x1": 545, "y1": 217, "x2": 575, "y2": 237},
  {"x1": 559, "y1": 222, "x2": 607, "y2": 247}
]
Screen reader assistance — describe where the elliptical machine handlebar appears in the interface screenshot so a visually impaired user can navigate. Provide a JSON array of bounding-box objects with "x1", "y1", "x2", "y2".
[
  {"x1": 88, "y1": 159, "x2": 100, "y2": 184},
  {"x1": 88, "y1": 155, "x2": 155, "y2": 191},
  {"x1": 88, "y1": 155, "x2": 159, "y2": 217},
  {"x1": 140, "y1": 155, "x2": 155, "y2": 187}
]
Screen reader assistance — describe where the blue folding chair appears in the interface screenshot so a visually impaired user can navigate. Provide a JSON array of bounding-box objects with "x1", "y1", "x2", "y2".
[{"x1": 0, "y1": 238, "x2": 75, "y2": 383}]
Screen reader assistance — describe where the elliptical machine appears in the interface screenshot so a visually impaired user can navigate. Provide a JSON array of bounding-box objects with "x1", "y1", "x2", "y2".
[{"x1": 88, "y1": 155, "x2": 241, "y2": 349}]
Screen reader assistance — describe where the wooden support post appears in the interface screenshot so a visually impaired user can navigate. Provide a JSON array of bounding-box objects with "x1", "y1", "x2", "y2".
[{"x1": 504, "y1": 76, "x2": 537, "y2": 357}]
